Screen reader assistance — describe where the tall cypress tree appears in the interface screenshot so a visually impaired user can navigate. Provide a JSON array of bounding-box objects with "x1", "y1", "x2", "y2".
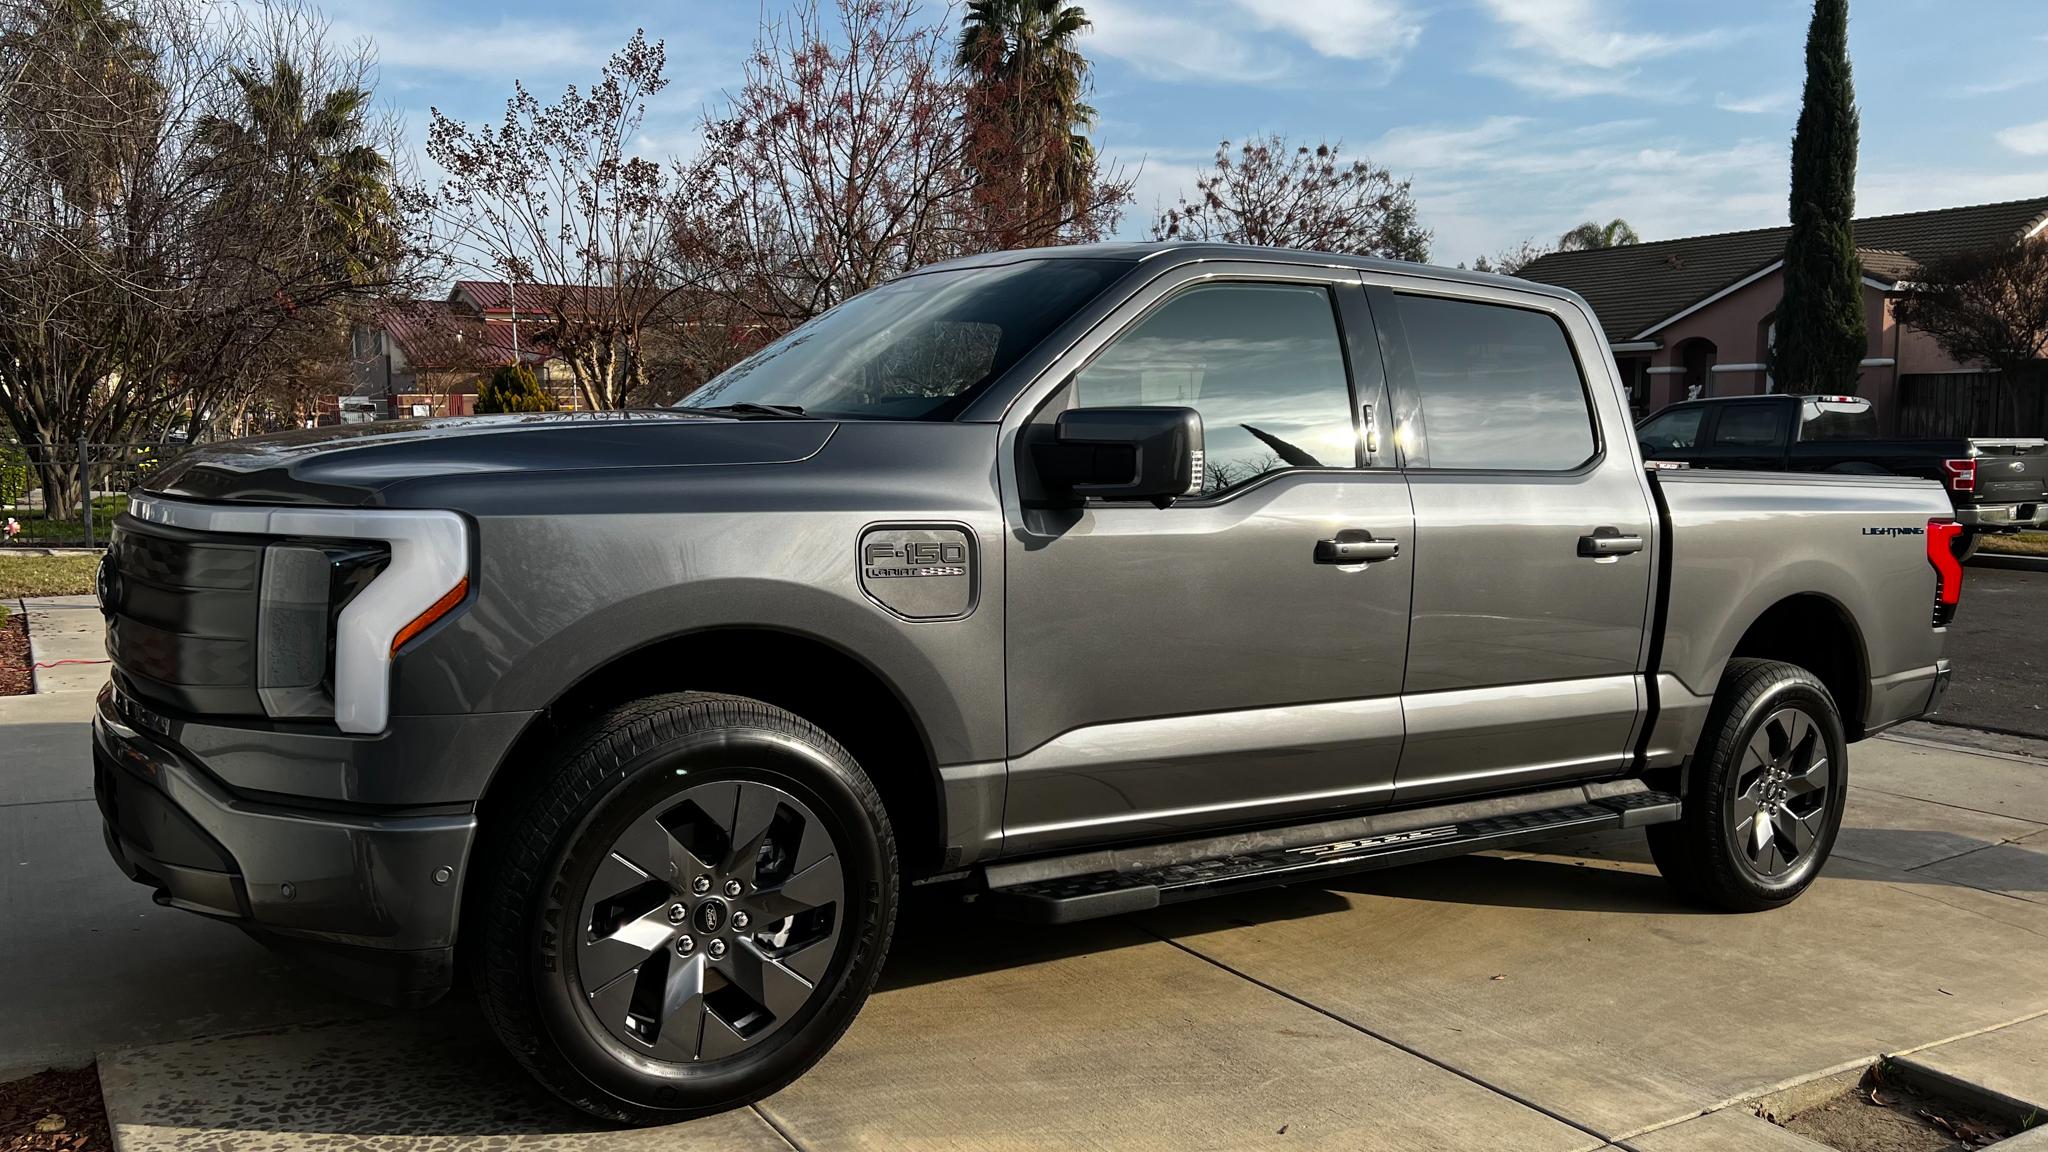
[{"x1": 1771, "y1": 0, "x2": 1866, "y2": 394}]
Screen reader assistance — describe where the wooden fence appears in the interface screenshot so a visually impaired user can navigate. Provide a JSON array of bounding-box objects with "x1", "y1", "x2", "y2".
[{"x1": 1894, "y1": 371, "x2": 2048, "y2": 438}]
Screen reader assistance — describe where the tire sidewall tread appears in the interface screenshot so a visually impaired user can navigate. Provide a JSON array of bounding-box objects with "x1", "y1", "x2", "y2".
[
  {"x1": 1648, "y1": 659, "x2": 1848, "y2": 912},
  {"x1": 468, "y1": 691, "x2": 897, "y2": 1124}
]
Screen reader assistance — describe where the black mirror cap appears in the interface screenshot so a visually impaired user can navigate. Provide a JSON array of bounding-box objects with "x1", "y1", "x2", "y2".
[{"x1": 1034, "y1": 406, "x2": 1204, "y2": 507}]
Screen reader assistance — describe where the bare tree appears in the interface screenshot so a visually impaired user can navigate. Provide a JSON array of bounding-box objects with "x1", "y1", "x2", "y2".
[
  {"x1": 427, "y1": 32, "x2": 674, "y2": 410},
  {"x1": 674, "y1": 1, "x2": 974, "y2": 336},
  {"x1": 1152, "y1": 136, "x2": 1429, "y2": 261},
  {"x1": 668, "y1": 0, "x2": 1128, "y2": 386},
  {"x1": 1893, "y1": 238, "x2": 2048, "y2": 432},
  {"x1": 1471, "y1": 238, "x2": 1551, "y2": 276},
  {"x1": 0, "y1": 0, "x2": 417, "y2": 510}
]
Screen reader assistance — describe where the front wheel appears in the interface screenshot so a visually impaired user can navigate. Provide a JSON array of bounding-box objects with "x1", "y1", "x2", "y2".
[
  {"x1": 1647, "y1": 659, "x2": 1847, "y2": 911},
  {"x1": 470, "y1": 692, "x2": 897, "y2": 1124}
]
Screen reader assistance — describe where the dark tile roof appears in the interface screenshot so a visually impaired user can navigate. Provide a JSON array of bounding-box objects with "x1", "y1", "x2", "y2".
[{"x1": 1516, "y1": 196, "x2": 2048, "y2": 342}]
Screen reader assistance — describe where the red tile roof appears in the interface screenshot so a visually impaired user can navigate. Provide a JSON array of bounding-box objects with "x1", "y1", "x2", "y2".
[
  {"x1": 451, "y1": 281, "x2": 617, "y2": 316},
  {"x1": 378, "y1": 299, "x2": 553, "y2": 371}
]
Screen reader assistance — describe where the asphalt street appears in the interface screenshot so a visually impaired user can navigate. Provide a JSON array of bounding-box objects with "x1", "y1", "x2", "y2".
[{"x1": 1941, "y1": 564, "x2": 2048, "y2": 738}]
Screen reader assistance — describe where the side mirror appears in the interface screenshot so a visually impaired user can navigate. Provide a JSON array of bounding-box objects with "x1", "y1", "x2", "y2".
[{"x1": 1032, "y1": 406, "x2": 1203, "y2": 507}]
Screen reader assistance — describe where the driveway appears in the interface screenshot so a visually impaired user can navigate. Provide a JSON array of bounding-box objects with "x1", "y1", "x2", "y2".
[
  {"x1": 1943, "y1": 564, "x2": 2048, "y2": 738},
  {"x1": 6, "y1": 597, "x2": 2048, "y2": 1151}
]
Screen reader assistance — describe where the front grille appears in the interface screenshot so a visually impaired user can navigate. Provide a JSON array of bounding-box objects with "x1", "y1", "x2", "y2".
[{"x1": 104, "y1": 516, "x2": 267, "y2": 716}]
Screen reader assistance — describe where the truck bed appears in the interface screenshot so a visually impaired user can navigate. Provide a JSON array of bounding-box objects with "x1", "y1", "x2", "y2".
[{"x1": 1641, "y1": 468, "x2": 1954, "y2": 765}]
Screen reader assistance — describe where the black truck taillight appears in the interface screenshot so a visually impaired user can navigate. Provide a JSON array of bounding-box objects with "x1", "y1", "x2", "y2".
[
  {"x1": 256, "y1": 541, "x2": 389, "y2": 718},
  {"x1": 1942, "y1": 457, "x2": 1976, "y2": 492},
  {"x1": 1925, "y1": 520, "x2": 1963, "y2": 627}
]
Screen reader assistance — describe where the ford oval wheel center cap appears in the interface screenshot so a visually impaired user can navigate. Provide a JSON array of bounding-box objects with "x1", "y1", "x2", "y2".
[{"x1": 574, "y1": 779, "x2": 846, "y2": 1062}]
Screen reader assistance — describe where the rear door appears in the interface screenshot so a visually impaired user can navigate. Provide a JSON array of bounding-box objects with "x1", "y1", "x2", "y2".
[
  {"x1": 1691, "y1": 400, "x2": 1791, "y2": 471},
  {"x1": 1365, "y1": 276, "x2": 1656, "y2": 803}
]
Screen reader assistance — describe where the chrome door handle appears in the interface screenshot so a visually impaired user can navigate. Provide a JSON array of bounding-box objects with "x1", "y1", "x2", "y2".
[
  {"x1": 1315, "y1": 532, "x2": 1400, "y2": 564},
  {"x1": 1578, "y1": 530, "x2": 1645, "y2": 557}
]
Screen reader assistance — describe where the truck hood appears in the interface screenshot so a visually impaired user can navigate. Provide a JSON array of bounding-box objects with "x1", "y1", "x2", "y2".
[{"x1": 145, "y1": 410, "x2": 836, "y2": 506}]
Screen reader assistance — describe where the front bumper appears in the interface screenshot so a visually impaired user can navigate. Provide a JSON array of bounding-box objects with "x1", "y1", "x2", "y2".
[
  {"x1": 93, "y1": 684, "x2": 475, "y2": 1006},
  {"x1": 1954, "y1": 503, "x2": 2043, "y2": 530}
]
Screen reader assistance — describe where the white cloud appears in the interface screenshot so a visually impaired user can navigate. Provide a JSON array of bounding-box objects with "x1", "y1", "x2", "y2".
[
  {"x1": 1473, "y1": 0, "x2": 1733, "y2": 100},
  {"x1": 1366, "y1": 115, "x2": 1788, "y2": 262},
  {"x1": 1715, "y1": 89, "x2": 1794, "y2": 116},
  {"x1": 1087, "y1": 0, "x2": 1422, "y2": 84},
  {"x1": 1230, "y1": 0, "x2": 1422, "y2": 64},
  {"x1": 1995, "y1": 119, "x2": 2048, "y2": 157},
  {"x1": 334, "y1": 6, "x2": 618, "y2": 82},
  {"x1": 1085, "y1": 0, "x2": 1295, "y2": 83}
]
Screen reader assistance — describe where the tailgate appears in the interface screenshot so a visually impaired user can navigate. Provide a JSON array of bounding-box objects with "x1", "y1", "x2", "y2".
[{"x1": 1967, "y1": 439, "x2": 2048, "y2": 503}]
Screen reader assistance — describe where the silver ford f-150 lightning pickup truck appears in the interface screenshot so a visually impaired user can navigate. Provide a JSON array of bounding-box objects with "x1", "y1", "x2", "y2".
[{"x1": 93, "y1": 243, "x2": 1959, "y2": 1121}]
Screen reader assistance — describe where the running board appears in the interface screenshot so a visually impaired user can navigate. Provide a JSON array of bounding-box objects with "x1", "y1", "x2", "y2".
[{"x1": 982, "y1": 791, "x2": 1681, "y2": 924}]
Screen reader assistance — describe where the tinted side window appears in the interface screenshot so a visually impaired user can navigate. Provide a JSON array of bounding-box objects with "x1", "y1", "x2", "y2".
[
  {"x1": 1638, "y1": 407, "x2": 1704, "y2": 450},
  {"x1": 1801, "y1": 406, "x2": 1879, "y2": 441},
  {"x1": 1074, "y1": 283, "x2": 1356, "y2": 494},
  {"x1": 1396, "y1": 294, "x2": 1597, "y2": 470},
  {"x1": 1711, "y1": 405, "x2": 1786, "y2": 447}
]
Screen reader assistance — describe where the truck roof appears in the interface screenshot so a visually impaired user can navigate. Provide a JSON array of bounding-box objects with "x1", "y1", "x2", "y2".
[{"x1": 913, "y1": 242, "x2": 1593, "y2": 312}]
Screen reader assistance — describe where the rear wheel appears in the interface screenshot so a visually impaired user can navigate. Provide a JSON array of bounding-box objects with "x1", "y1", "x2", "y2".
[
  {"x1": 1647, "y1": 659, "x2": 1846, "y2": 911},
  {"x1": 1952, "y1": 531, "x2": 1982, "y2": 562},
  {"x1": 471, "y1": 692, "x2": 896, "y2": 1124}
]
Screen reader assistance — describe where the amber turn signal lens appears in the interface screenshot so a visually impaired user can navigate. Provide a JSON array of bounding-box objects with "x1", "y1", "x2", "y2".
[{"x1": 391, "y1": 577, "x2": 469, "y2": 654}]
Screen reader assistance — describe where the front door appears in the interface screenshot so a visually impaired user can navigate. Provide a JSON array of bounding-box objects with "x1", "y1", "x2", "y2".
[
  {"x1": 1367, "y1": 280, "x2": 1656, "y2": 804},
  {"x1": 1001, "y1": 266, "x2": 1413, "y2": 855}
]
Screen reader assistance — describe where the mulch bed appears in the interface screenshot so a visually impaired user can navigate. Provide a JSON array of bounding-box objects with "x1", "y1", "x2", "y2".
[
  {"x1": 0, "y1": 610, "x2": 30, "y2": 696},
  {"x1": 0, "y1": 1067, "x2": 111, "y2": 1152}
]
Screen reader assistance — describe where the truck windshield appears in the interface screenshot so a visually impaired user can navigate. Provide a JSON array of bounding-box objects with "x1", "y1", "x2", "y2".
[{"x1": 681, "y1": 259, "x2": 1127, "y2": 420}]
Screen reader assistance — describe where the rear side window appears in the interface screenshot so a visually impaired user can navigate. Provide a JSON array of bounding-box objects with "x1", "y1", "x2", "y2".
[
  {"x1": 1637, "y1": 407, "x2": 1704, "y2": 450},
  {"x1": 1396, "y1": 294, "x2": 1597, "y2": 470},
  {"x1": 1074, "y1": 282, "x2": 1357, "y2": 494},
  {"x1": 1801, "y1": 405, "x2": 1879, "y2": 441},
  {"x1": 1711, "y1": 404, "x2": 1786, "y2": 447}
]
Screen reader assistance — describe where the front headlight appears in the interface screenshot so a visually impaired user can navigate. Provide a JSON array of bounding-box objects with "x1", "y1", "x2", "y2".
[{"x1": 130, "y1": 496, "x2": 468, "y2": 734}]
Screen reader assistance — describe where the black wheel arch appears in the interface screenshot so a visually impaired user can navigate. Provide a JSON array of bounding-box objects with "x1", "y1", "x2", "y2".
[
  {"x1": 1725, "y1": 592, "x2": 1870, "y2": 740},
  {"x1": 474, "y1": 626, "x2": 945, "y2": 907}
]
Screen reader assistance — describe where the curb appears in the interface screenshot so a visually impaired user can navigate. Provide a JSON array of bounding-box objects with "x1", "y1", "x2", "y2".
[
  {"x1": 1885, "y1": 1054, "x2": 2047, "y2": 1129},
  {"x1": 1968, "y1": 552, "x2": 2048, "y2": 573}
]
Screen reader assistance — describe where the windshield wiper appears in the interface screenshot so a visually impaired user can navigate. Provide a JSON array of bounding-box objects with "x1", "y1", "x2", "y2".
[{"x1": 678, "y1": 402, "x2": 809, "y2": 419}]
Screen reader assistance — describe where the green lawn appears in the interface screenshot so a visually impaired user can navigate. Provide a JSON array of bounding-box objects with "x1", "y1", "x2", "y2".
[
  {"x1": 0, "y1": 552, "x2": 101, "y2": 600},
  {"x1": 4, "y1": 495, "x2": 127, "y2": 545},
  {"x1": 1979, "y1": 532, "x2": 2048, "y2": 557}
]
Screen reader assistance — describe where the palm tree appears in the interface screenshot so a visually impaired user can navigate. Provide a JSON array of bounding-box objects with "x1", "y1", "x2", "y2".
[
  {"x1": 191, "y1": 60, "x2": 397, "y2": 282},
  {"x1": 956, "y1": 0, "x2": 1097, "y2": 243},
  {"x1": 1558, "y1": 218, "x2": 1641, "y2": 252}
]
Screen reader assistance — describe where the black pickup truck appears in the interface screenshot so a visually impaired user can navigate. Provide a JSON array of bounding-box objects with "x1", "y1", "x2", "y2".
[{"x1": 1636, "y1": 394, "x2": 2047, "y2": 553}]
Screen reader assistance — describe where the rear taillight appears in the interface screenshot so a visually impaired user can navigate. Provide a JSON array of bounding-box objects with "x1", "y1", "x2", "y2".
[
  {"x1": 1926, "y1": 520, "x2": 1964, "y2": 627},
  {"x1": 1942, "y1": 457, "x2": 1976, "y2": 492}
]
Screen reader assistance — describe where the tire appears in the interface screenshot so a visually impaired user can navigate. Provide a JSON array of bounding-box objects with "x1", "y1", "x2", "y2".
[
  {"x1": 1646, "y1": 659, "x2": 1847, "y2": 912},
  {"x1": 470, "y1": 692, "x2": 897, "y2": 1124},
  {"x1": 1953, "y1": 531, "x2": 1982, "y2": 562}
]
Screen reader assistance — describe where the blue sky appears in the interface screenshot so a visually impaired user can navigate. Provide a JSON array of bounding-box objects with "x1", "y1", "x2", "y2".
[{"x1": 336, "y1": 0, "x2": 2048, "y2": 265}]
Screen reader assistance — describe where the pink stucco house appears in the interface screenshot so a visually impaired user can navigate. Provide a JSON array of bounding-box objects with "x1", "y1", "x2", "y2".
[{"x1": 1517, "y1": 196, "x2": 2048, "y2": 432}]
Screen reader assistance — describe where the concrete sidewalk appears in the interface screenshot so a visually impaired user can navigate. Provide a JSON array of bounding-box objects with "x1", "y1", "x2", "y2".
[
  {"x1": 54, "y1": 736, "x2": 2048, "y2": 1152},
  {"x1": 0, "y1": 597, "x2": 377, "y2": 1081},
  {"x1": 6, "y1": 596, "x2": 2048, "y2": 1149}
]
